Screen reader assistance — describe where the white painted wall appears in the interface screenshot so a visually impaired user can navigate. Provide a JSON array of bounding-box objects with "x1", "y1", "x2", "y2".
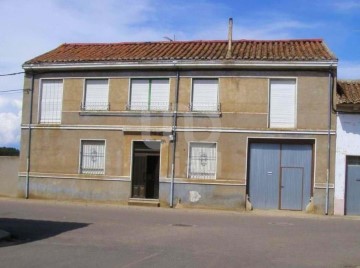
[{"x1": 335, "y1": 113, "x2": 360, "y2": 215}]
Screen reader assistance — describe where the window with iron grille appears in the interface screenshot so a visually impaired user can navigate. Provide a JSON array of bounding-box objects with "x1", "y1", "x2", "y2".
[
  {"x1": 80, "y1": 140, "x2": 105, "y2": 175},
  {"x1": 269, "y1": 79, "x2": 296, "y2": 128},
  {"x1": 129, "y1": 79, "x2": 170, "y2": 111},
  {"x1": 83, "y1": 79, "x2": 109, "y2": 111},
  {"x1": 39, "y1": 79, "x2": 63, "y2": 124},
  {"x1": 188, "y1": 142, "x2": 217, "y2": 179},
  {"x1": 191, "y1": 79, "x2": 219, "y2": 112}
]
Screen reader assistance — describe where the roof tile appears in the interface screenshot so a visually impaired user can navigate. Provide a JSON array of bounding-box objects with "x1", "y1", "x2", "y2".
[
  {"x1": 337, "y1": 80, "x2": 360, "y2": 104},
  {"x1": 24, "y1": 39, "x2": 337, "y2": 65}
]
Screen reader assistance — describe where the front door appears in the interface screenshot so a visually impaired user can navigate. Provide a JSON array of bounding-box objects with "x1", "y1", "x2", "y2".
[
  {"x1": 131, "y1": 141, "x2": 160, "y2": 199},
  {"x1": 280, "y1": 167, "x2": 304, "y2": 210},
  {"x1": 346, "y1": 156, "x2": 360, "y2": 215}
]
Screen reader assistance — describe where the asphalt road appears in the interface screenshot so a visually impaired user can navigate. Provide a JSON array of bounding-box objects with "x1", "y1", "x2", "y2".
[{"x1": 0, "y1": 198, "x2": 360, "y2": 268}]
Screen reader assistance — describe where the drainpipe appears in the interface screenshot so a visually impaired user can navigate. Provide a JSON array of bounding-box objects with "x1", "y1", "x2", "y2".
[
  {"x1": 325, "y1": 70, "x2": 333, "y2": 215},
  {"x1": 25, "y1": 72, "x2": 34, "y2": 199},
  {"x1": 170, "y1": 69, "x2": 180, "y2": 207}
]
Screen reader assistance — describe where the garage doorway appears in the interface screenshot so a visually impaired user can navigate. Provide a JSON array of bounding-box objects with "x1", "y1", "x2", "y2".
[
  {"x1": 131, "y1": 141, "x2": 160, "y2": 199},
  {"x1": 345, "y1": 156, "x2": 360, "y2": 215},
  {"x1": 248, "y1": 142, "x2": 313, "y2": 210}
]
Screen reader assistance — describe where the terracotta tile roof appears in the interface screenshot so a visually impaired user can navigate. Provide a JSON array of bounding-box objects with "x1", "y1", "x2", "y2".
[
  {"x1": 337, "y1": 80, "x2": 360, "y2": 104},
  {"x1": 24, "y1": 39, "x2": 337, "y2": 65}
]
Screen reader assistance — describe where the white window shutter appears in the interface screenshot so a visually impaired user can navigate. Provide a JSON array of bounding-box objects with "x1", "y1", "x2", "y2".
[
  {"x1": 270, "y1": 79, "x2": 296, "y2": 128},
  {"x1": 192, "y1": 79, "x2": 218, "y2": 111},
  {"x1": 84, "y1": 80, "x2": 109, "y2": 110},
  {"x1": 40, "y1": 80, "x2": 63, "y2": 124},
  {"x1": 189, "y1": 143, "x2": 216, "y2": 179},
  {"x1": 81, "y1": 141, "x2": 105, "y2": 175},
  {"x1": 131, "y1": 79, "x2": 150, "y2": 110},
  {"x1": 150, "y1": 79, "x2": 170, "y2": 111}
]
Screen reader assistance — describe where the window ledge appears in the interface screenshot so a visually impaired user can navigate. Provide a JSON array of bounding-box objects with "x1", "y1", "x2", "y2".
[{"x1": 177, "y1": 112, "x2": 222, "y2": 118}]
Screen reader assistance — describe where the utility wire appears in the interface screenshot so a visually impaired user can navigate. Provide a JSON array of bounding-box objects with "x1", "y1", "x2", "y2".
[
  {"x1": 0, "y1": 72, "x2": 24, "y2": 77},
  {"x1": 0, "y1": 89, "x2": 24, "y2": 94}
]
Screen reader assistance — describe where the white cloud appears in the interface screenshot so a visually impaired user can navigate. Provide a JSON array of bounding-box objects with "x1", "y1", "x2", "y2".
[
  {"x1": 332, "y1": 1, "x2": 360, "y2": 10},
  {"x1": 0, "y1": 112, "x2": 21, "y2": 146},
  {"x1": 338, "y1": 61, "x2": 360, "y2": 79}
]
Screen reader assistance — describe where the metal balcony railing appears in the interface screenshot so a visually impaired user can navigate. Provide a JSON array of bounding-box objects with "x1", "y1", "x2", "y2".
[
  {"x1": 126, "y1": 102, "x2": 172, "y2": 111},
  {"x1": 81, "y1": 102, "x2": 110, "y2": 111},
  {"x1": 189, "y1": 102, "x2": 221, "y2": 112}
]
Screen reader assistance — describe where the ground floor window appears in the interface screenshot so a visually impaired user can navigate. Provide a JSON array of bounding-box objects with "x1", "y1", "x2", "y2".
[
  {"x1": 188, "y1": 142, "x2": 217, "y2": 179},
  {"x1": 80, "y1": 140, "x2": 106, "y2": 175}
]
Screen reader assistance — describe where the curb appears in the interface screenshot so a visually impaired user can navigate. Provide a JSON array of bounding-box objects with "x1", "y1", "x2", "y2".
[{"x1": 0, "y1": 230, "x2": 10, "y2": 241}]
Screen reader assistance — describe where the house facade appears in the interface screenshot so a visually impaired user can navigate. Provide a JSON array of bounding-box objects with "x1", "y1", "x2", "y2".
[
  {"x1": 335, "y1": 80, "x2": 360, "y2": 215},
  {"x1": 20, "y1": 39, "x2": 337, "y2": 213}
]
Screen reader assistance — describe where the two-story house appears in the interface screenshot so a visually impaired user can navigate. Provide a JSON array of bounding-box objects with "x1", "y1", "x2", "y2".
[
  {"x1": 20, "y1": 38, "x2": 338, "y2": 213},
  {"x1": 335, "y1": 80, "x2": 360, "y2": 215}
]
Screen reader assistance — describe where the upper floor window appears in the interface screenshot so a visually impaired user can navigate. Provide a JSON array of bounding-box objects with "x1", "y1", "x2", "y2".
[
  {"x1": 83, "y1": 79, "x2": 109, "y2": 111},
  {"x1": 39, "y1": 79, "x2": 63, "y2": 124},
  {"x1": 188, "y1": 142, "x2": 217, "y2": 179},
  {"x1": 191, "y1": 79, "x2": 219, "y2": 112},
  {"x1": 269, "y1": 79, "x2": 296, "y2": 128},
  {"x1": 80, "y1": 140, "x2": 106, "y2": 175},
  {"x1": 129, "y1": 79, "x2": 170, "y2": 111}
]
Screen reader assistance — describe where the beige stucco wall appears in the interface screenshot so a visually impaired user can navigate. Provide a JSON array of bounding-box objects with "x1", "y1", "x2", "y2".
[
  {"x1": 19, "y1": 128, "x2": 334, "y2": 187},
  {"x1": 0, "y1": 156, "x2": 19, "y2": 197},
  {"x1": 19, "y1": 68, "x2": 336, "y2": 211},
  {"x1": 22, "y1": 70, "x2": 336, "y2": 130}
]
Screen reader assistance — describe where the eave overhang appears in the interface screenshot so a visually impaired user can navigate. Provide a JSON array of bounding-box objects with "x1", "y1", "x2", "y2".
[{"x1": 23, "y1": 59, "x2": 338, "y2": 71}]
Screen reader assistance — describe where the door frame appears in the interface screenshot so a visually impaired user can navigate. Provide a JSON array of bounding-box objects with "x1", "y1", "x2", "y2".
[{"x1": 130, "y1": 140, "x2": 162, "y2": 199}]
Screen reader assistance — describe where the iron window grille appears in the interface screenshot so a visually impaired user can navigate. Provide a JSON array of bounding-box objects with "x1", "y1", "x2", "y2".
[
  {"x1": 188, "y1": 143, "x2": 217, "y2": 179},
  {"x1": 80, "y1": 140, "x2": 105, "y2": 175}
]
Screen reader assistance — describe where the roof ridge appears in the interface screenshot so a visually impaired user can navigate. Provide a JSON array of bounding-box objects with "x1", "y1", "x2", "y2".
[
  {"x1": 62, "y1": 38, "x2": 325, "y2": 46},
  {"x1": 338, "y1": 79, "x2": 360, "y2": 83}
]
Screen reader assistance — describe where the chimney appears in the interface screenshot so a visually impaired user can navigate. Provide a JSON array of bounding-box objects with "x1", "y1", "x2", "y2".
[{"x1": 226, "y1": 18, "x2": 233, "y2": 59}]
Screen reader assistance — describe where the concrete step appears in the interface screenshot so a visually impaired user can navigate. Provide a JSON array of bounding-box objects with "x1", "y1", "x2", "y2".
[{"x1": 128, "y1": 198, "x2": 160, "y2": 207}]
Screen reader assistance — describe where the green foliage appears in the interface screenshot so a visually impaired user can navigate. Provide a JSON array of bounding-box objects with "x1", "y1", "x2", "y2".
[{"x1": 0, "y1": 147, "x2": 20, "y2": 156}]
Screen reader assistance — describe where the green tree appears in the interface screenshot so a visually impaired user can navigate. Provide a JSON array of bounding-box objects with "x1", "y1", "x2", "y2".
[{"x1": 0, "y1": 147, "x2": 20, "y2": 156}]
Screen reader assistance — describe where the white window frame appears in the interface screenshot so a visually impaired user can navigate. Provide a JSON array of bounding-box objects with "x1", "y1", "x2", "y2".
[
  {"x1": 187, "y1": 142, "x2": 217, "y2": 179},
  {"x1": 82, "y1": 79, "x2": 109, "y2": 111},
  {"x1": 128, "y1": 78, "x2": 170, "y2": 111},
  {"x1": 38, "y1": 78, "x2": 64, "y2": 124},
  {"x1": 190, "y1": 78, "x2": 219, "y2": 112},
  {"x1": 268, "y1": 78, "x2": 297, "y2": 129},
  {"x1": 79, "y1": 139, "x2": 106, "y2": 175}
]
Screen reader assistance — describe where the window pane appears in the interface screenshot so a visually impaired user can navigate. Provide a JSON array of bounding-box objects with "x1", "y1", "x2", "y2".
[
  {"x1": 40, "y1": 80, "x2": 63, "y2": 124},
  {"x1": 150, "y1": 79, "x2": 170, "y2": 111},
  {"x1": 270, "y1": 79, "x2": 296, "y2": 128},
  {"x1": 84, "y1": 79, "x2": 109, "y2": 111},
  {"x1": 130, "y1": 79, "x2": 150, "y2": 110},
  {"x1": 192, "y1": 79, "x2": 218, "y2": 111},
  {"x1": 189, "y1": 143, "x2": 216, "y2": 179}
]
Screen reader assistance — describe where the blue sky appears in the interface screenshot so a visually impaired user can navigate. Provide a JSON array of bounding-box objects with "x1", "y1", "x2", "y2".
[{"x1": 0, "y1": 0, "x2": 359, "y2": 148}]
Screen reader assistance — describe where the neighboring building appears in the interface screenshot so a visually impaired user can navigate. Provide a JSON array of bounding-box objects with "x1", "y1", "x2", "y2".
[
  {"x1": 335, "y1": 80, "x2": 360, "y2": 215},
  {"x1": 20, "y1": 38, "x2": 338, "y2": 213}
]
